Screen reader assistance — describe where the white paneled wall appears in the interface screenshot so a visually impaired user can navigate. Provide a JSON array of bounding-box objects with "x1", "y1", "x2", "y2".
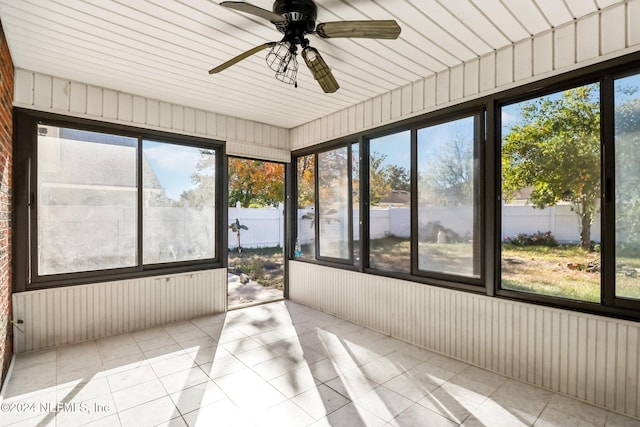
[
  {"x1": 12, "y1": 269, "x2": 227, "y2": 353},
  {"x1": 289, "y1": 262, "x2": 640, "y2": 419},
  {"x1": 13, "y1": 70, "x2": 290, "y2": 162},
  {"x1": 291, "y1": 1, "x2": 640, "y2": 149}
]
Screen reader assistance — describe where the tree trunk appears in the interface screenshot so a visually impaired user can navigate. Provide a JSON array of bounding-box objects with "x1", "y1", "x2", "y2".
[{"x1": 579, "y1": 200, "x2": 594, "y2": 251}]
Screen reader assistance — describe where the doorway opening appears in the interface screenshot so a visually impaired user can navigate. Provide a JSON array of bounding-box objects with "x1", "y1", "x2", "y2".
[{"x1": 227, "y1": 157, "x2": 286, "y2": 309}]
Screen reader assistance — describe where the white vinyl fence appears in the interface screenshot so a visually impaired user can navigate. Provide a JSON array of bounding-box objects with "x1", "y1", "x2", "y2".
[
  {"x1": 297, "y1": 202, "x2": 601, "y2": 246},
  {"x1": 228, "y1": 202, "x2": 284, "y2": 249}
]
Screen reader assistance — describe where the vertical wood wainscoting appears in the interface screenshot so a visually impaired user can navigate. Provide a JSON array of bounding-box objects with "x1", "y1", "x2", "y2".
[
  {"x1": 12, "y1": 269, "x2": 227, "y2": 353},
  {"x1": 289, "y1": 261, "x2": 640, "y2": 419}
]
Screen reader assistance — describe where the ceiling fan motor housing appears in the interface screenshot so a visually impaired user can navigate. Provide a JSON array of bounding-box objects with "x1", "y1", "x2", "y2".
[{"x1": 273, "y1": 0, "x2": 317, "y2": 34}]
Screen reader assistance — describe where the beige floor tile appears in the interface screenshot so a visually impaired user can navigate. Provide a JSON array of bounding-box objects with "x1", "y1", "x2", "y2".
[
  {"x1": 136, "y1": 334, "x2": 178, "y2": 352},
  {"x1": 251, "y1": 399, "x2": 316, "y2": 427},
  {"x1": 106, "y1": 363, "x2": 157, "y2": 392},
  {"x1": 159, "y1": 366, "x2": 209, "y2": 394},
  {"x1": 306, "y1": 358, "x2": 342, "y2": 383},
  {"x1": 150, "y1": 353, "x2": 197, "y2": 378},
  {"x1": 464, "y1": 399, "x2": 532, "y2": 426},
  {"x1": 269, "y1": 367, "x2": 321, "y2": 399},
  {"x1": 234, "y1": 346, "x2": 279, "y2": 366},
  {"x1": 54, "y1": 393, "x2": 117, "y2": 426},
  {"x1": 2, "y1": 365, "x2": 57, "y2": 398},
  {"x1": 359, "y1": 357, "x2": 405, "y2": 385},
  {"x1": 96, "y1": 334, "x2": 141, "y2": 362},
  {"x1": 0, "y1": 389, "x2": 58, "y2": 426},
  {"x1": 390, "y1": 403, "x2": 459, "y2": 427},
  {"x1": 57, "y1": 376, "x2": 111, "y2": 403},
  {"x1": 178, "y1": 336, "x2": 217, "y2": 352},
  {"x1": 56, "y1": 361, "x2": 104, "y2": 386},
  {"x1": 199, "y1": 355, "x2": 246, "y2": 379},
  {"x1": 183, "y1": 399, "x2": 254, "y2": 427},
  {"x1": 355, "y1": 386, "x2": 415, "y2": 422},
  {"x1": 118, "y1": 395, "x2": 181, "y2": 427},
  {"x1": 541, "y1": 394, "x2": 609, "y2": 427},
  {"x1": 321, "y1": 402, "x2": 387, "y2": 427},
  {"x1": 131, "y1": 326, "x2": 170, "y2": 343},
  {"x1": 606, "y1": 412, "x2": 640, "y2": 427},
  {"x1": 292, "y1": 383, "x2": 351, "y2": 419},
  {"x1": 221, "y1": 336, "x2": 262, "y2": 354},
  {"x1": 111, "y1": 378, "x2": 167, "y2": 412},
  {"x1": 251, "y1": 354, "x2": 299, "y2": 380},
  {"x1": 10, "y1": 348, "x2": 56, "y2": 372},
  {"x1": 169, "y1": 380, "x2": 226, "y2": 415},
  {"x1": 489, "y1": 379, "x2": 554, "y2": 425},
  {"x1": 324, "y1": 369, "x2": 379, "y2": 400},
  {"x1": 417, "y1": 386, "x2": 478, "y2": 424}
]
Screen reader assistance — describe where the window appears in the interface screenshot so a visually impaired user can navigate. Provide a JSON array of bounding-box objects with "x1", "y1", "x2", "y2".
[
  {"x1": 417, "y1": 115, "x2": 481, "y2": 278},
  {"x1": 352, "y1": 142, "x2": 361, "y2": 266},
  {"x1": 318, "y1": 146, "x2": 350, "y2": 260},
  {"x1": 296, "y1": 154, "x2": 316, "y2": 259},
  {"x1": 143, "y1": 141, "x2": 216, "y2": 264},
  {"x1": 37, "y1": 126, "x2": 138, "y2": 275},
  {"x1": 368, "y1": 130, "x2": 411, "y2": 273},
  {"x1": 16, "y1": 113, "x2": 223, "y2": 290},
  {"x1": 614, "y1": 72, "x2": 640, "y2": 301},
  {"x1": 291, "y1": 54, "x2": 640, "y2": 320},
  {"x1": 500, "y1": 83, "x2": 602, "y2": 302}
]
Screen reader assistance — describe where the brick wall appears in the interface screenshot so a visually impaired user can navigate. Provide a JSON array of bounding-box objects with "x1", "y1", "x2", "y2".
[{"x1": 0, "y1": 22, "x2": 13, "y2": 388}]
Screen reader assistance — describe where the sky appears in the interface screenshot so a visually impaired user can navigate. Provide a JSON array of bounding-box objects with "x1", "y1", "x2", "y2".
[{"x1": 143, "y1": 141, "x2": 204, "y2": 200}]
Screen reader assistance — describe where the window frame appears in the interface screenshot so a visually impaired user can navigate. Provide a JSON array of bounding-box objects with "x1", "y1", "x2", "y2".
[
  {"x1": 291, "y1": 51, "x2": 640, "y2": 321},
  {"x1": 13, "y1": 109, "x2": 227, "y2": 292},
  {"x1": 493, "y1": 61, "x2": 640, "y2": 320},
  {"x1": 293, "y1": 105, "x2": 489, "y2": 294},
  {"x1": 411, "y1": 109, "x2": 485, "y2": 286},
  {"x1": 315, "y1": 144, "x2": 354, "y2": 265}
]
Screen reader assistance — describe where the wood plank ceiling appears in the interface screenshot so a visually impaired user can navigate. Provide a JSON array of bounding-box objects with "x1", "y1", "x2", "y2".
[{"x1": 0, "y1": 0, "x2": 624, "y2": 129}]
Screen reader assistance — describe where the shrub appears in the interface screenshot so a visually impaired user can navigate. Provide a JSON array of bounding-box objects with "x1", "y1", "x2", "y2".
[
  {"x1": 419, "y1": 221, "x2": 463, "y2": 243},
  {"x1": 504, "y1": 231, "x2": 557, "y2": 247}
]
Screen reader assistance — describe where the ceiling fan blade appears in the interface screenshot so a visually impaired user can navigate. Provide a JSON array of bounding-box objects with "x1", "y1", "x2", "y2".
[
  {"x1": 302, "y1": 47, "x2": 339, "y2": 94},
  {"x1": 219, "y1": 1, "x2": 286, "y2": 23},
  {"x1": 209, "y1": 42, "x2": 276, "y2": 74},
  {"x1": 316, "y1": 20, "x2": 401, "y2": 39}
]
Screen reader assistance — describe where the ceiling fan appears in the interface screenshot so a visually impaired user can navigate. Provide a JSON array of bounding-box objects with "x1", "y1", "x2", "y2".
[{"x1": 209, "y1": 0, "x2": 401, "y2": 93}]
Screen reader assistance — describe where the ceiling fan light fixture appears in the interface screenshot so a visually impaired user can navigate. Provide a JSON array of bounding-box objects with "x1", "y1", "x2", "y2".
[
  {"x1": 275, "y1": 53, "x2": 299, "y2": 86},
  {"x1": 302, "y1": 47, "x2": 339, "y2": 93},
  {"x1": 266, "y1": 41, "x2": 294, "y2": 73}
]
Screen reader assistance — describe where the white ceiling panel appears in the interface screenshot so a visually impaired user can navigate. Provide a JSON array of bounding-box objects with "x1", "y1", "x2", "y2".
[{"x1": 0, "y1": 0, "x2": 619, "y2": 129}]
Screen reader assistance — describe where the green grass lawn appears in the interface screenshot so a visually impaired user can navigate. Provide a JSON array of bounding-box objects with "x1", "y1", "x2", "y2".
[
  {"x1": 366, "y1": 237, "x2": 640, "y2": 302},
  {"x1": 502, "y1": 244, "x2": 640, "y2": 302}
]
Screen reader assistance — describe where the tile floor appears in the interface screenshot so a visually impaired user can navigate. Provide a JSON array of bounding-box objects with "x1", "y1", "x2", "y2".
[{"x1": 1, "y1": 301, "x2": 639, "y2": 427}]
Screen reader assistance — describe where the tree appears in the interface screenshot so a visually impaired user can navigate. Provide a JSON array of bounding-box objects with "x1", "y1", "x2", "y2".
[
  {"x1": 614, "y1": 85, "x2": 640, "y2": 254},
  {"x1": 179, "y1": 149, "x2": 216, "y2": 208},
  {"x1": 502, "y1": 85, "x2": 600, "y2": 250},
  {"x1": 227, "y1": 158, "x2": 284, "y2": 207},
  {"x1": 420, "y1": 131, "x2": 474, "y2": 206},
  {"x1": 297, "y1": 155, "x2": 315, "y2": 208},
  {"x1": 384, "y1": 164, "x2": 410, "y2": 192},
  {"x1": 369, "y1": 152, "x2": 391, "y2": 205}
]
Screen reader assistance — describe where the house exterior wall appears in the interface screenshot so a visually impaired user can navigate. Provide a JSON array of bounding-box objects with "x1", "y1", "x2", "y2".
[
  {"x1": 288, "y1": 2, "x2": 640, "y2": 421},
  {"x1": 0, "y1": 23, "x2": 12, "y2": 389}
]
